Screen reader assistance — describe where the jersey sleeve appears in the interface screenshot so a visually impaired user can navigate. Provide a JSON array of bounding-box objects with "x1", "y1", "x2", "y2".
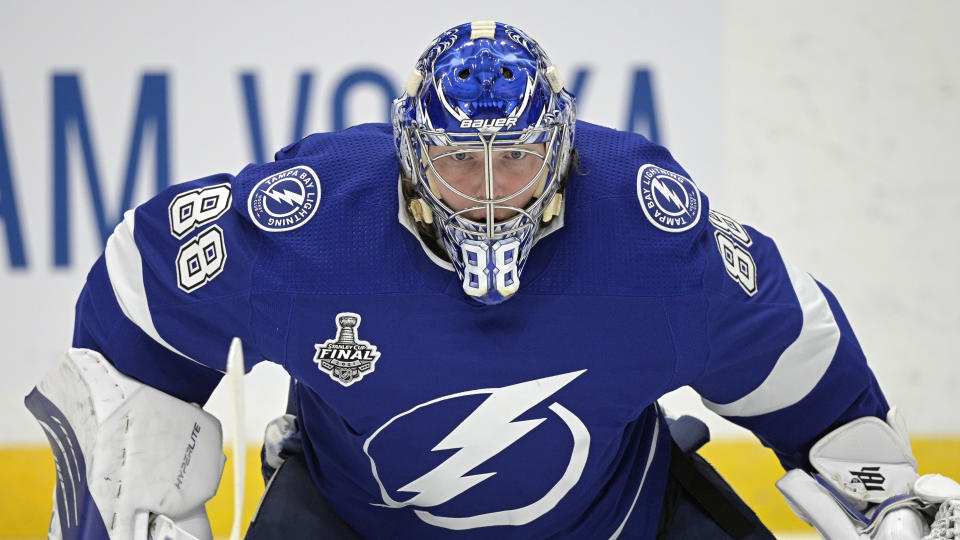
[
  {"x1": 71, "y1": 172, "x2": 265, "y2": 404},
  {"x1": 689, "y1": 210, "x2": 889, "y2": 470}
]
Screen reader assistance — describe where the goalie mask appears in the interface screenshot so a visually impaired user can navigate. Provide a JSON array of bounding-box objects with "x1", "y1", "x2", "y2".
[{"x1": 393, "y1": 21, "x2": 576, "y2": 305}]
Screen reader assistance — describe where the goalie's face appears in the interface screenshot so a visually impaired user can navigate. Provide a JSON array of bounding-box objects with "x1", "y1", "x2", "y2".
[
  {"x1": 392, "y1": 21, "x2": 576, "y2": 305},
  {"x1": 425, "y1": 143, "x2": 547, "y2": 222}
]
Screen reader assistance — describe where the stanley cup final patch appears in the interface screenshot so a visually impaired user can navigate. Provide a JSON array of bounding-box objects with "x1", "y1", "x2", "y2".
[
  {"x1": 247, "y1": 165, "x2": 320, "y2": 232},
  {"x1": 314, "y1": 313, "x2": 381, "y2": 387},
  {"x1": 636, "y1": 164, "x2": 701, "y2": 233}
]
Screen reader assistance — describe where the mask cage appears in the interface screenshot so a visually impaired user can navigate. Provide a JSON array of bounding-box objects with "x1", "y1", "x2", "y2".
[{"x1": 402, "y1": 122, "x2": 565, "y2": 241}]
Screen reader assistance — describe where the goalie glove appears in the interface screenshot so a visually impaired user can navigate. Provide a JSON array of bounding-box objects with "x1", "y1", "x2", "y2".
[
  {"x1": 776, "y1": 408, "x2": 960, "y2": 539},
  {"x1": 26, "y1": 348, "x2": 225, "y2": 540}
]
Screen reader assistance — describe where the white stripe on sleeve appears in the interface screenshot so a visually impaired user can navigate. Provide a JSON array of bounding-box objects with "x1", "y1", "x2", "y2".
[
  {"x1": 103, "y1": 209, "x2": 213, "y2": 370},
  {"x1": 702, "y1": 251, "x2": 841, "y2": 417}
]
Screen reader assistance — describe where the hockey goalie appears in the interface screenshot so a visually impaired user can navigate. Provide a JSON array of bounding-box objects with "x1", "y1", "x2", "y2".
[{"x1": 27, "y1": 20, "x2": 960, "y2": 540}]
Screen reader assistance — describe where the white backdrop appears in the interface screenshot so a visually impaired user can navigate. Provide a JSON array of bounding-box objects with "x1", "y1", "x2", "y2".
[{"x1": 0, "y1": 1, "x2": 957, "y2": 446}]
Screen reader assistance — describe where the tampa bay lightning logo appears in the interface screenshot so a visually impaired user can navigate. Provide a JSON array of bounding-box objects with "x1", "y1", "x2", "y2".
[
  {"x1": 364, "y1": 370, "x2": 590, "y2": 530},
  {"x1": 636, "y1": 164, "x2": 701, "y2": 233},
  {"x1": 247, "y1": 165, "x2": 320, "y2": 232}
]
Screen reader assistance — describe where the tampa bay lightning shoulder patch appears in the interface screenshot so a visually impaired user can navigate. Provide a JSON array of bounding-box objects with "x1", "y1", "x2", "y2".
[
  {"x1": 247, "y1": 165, "x2": 321, "y2": 232},
  {"x1": 636, "y1": 164, "x2": 701, "y2": 233}
]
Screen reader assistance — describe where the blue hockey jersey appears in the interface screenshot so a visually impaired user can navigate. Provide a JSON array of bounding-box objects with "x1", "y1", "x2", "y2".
[{"x1": 69, "y1": 121, "x2": 888, "y2": 538}]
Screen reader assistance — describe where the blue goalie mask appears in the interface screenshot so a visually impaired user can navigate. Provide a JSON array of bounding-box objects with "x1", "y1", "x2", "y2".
[{"x1": 393, "y1": 21, "x2": 576, "y2": 305}]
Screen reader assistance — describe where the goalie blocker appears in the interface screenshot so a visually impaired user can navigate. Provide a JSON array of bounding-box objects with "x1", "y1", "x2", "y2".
[
  {"x1": 25, "y1": 348, "x2": 225, "y2": 540},
  {"x1": 777, "y1": 408, "x2": 960, "y2": 539}
]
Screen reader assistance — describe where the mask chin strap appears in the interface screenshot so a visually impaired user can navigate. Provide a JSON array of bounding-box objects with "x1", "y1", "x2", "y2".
[
  {"x1": 408, "y1": 198, "x2": 434, "y2": 224},
  {"x1": 542, "y1": 193, "x2": 563, "y2": 223}
]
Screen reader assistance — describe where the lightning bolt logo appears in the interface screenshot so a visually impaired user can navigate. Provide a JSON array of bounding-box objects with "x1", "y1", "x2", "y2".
[
  {"x1": 651, "y1": 178, "x2": 687, "y2": 214},
  {"x1": 364, "y1": 370, "x2": 590, "y2": 530},
  {"x1": 397, "y1": 370, "x2": 583, "y2": 506},
  {"x1": 261, "y1": 187, "x2": 304, "y2": 207}
]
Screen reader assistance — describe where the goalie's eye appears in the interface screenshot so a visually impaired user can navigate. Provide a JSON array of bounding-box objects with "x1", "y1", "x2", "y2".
[
  {"x1": 508, "y1": 150, "x2": 524, "y2": 160},
  {"x1": 451, "y1": 152, "x2": 469, "y2": 161}
]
